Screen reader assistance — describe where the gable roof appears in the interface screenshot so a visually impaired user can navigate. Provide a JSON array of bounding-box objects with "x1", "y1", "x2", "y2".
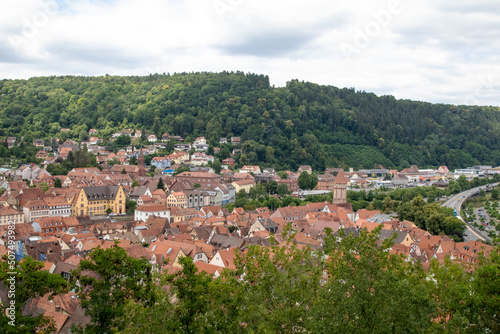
[{"x1": 83, "y1": 186, "x2": 121, "y2": 200}]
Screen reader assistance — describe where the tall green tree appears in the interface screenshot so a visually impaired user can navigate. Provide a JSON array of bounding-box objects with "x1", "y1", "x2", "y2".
[
  {"x1": 0, "y1": 256, "x2": 69, "y2": 333},
  {"x1": 54, "y1": 177, "x2": 62, "y2": 188},
  {"x1": 72, "y1": 242, "x2": 156, "y2": 334},
  {"x1": 298, "y1": 171, "x2": 318, "y2": 190},
  {"x1": 157, "y1": 177, "x2": 165, "y2": 190},
  {"x1": 312, "y1": 227, "x2": 437, "y2": 333}
]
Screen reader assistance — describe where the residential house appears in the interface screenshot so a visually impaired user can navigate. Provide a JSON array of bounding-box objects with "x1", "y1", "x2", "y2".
[
  {"x1": 215, "y1": 184, "x2": 235, "y2": 205},
  {"x1": 36, "y1": 150, "x2": 48, "y2": 159},
  {"x1": 231, "y1": 180, "x2": 256, "y2": 193},
  {"x1": 174, "y1": 143, "x2": 191, "y2": 151},
  {"x1": 222, "y1": 158, "x2": 235, "y2": 166},
  {"x1": 89, "y1": 137, "x2": 100, "y2": 145},
  {"x1": 438, "y1": 166, "x2": 450, "y2": 174},
  {"x1": 240, "y1": 165, "x2": 261, "y2": 174},
  {"x1": 232, "y1": 173, "x2": 255, "y2": 182},
  {"x1": 270, "y1": 205, "x2": 310, "y2": 223},
  {"x1": 316, "y1": 173, "x2": 336, "y2": 191},
  {"x1": 23, "y1": 199, "x2": 50, "y2": 222},
  {"x1": 135, "y1": 204, "x2": 170, "y2": 222},
  {"x1": 207, "y1": 190, "x2": 223, "y2": 207},
  {"x1": 128, "y1": 186, "x2": 152, "y2": 202},
  {"x1": 298, "y1": 165, "x2": 312, "y2": 174},
  {"x1": 103, "y1": 174, "x2": 133, "y2": 186},
  {"x1": 230, "y1": 137, "x2": 241, "y2": 146},
  {"x1": 44, "y1": 196, "x2": 71, "y2": 217},
  {"x1": 249, "y1": 217, "x2": 278, "y2": 235},
  {"x1": 7, "y1": 137, "x2": 16, "y2": 148},
  {"x1": 193, "y1": 137, "x2": 209, "y2": 151},
  {"x1": 253, "y1": 172, "x2": 273, "y2": 184},
  {"x1": 148, "y1": 240, "x2": 186, "y2": 269},
  {"x1": 167, "y1": 192, "x2": 187, "y2": 208},
  {"x1": 151, "y1": 156, "x2": 172, "y2": 170},
  {"x1": 183, "y1": 190, "x2": 210, "y2": 210},
  {"x1": 0, "y1": 205, "x2": 24, "y2": 225},
  {"x1": 32, "y1": 216, "x2": 67, "y2": 237},
  {"x1": 190, "y1": 152, "x2": 214, "y2": 166},
  {"x1": 209, "y1": 247, "x2": 239, "y2": 269}
]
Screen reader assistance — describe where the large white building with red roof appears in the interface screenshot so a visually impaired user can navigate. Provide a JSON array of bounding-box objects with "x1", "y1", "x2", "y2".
[{"x1": 134, "y1": 204, "x2": 170, "y2": 222}]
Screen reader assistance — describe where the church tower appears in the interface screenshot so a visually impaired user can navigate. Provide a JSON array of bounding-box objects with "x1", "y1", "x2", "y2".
[
  {"x1": 332, "y1": 170, "x2": 348, "y2": 204},
  {"x1": 137, "y1": 147, "x2": 147, "y2": 177}
]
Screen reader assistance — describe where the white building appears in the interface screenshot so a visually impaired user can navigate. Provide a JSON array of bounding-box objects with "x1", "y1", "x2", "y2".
[
  {"x1": 45, "y1": 197, "x2": 71, "y2": 217},
  {"x1": 134, "y1": 204, "x2": 170, "y2": 222}
]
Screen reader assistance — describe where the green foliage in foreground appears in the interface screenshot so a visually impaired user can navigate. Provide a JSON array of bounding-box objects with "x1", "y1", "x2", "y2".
[
  {"x1": 0, "y1": 256, "x2": 69, "y2": 333},
  {"x1": 1, "y1": 228, "x2": 498, "y2": 333},
  {"x1": 71, "y1": 228, "x2": 500, "y2": 333}
]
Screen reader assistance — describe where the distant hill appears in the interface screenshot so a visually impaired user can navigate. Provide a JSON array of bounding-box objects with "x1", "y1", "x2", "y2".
[{"x1": 1, "y1": 71, "x2": 499, "y2": 170}]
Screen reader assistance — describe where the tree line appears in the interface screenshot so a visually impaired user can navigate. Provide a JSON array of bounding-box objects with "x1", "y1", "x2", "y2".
[{"x1": 2, "y1": 72, "x2": 500, "y2": 170}]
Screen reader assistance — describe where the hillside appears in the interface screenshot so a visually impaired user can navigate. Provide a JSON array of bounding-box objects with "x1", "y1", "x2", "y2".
[{"x1": 1, "y1": 72, "x2": 500, "y2": 170}]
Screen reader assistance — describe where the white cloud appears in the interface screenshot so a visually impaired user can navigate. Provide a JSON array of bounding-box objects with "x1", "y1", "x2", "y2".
[{"x1": 0, "y1": 0, "x2": 499, "y2": 106}]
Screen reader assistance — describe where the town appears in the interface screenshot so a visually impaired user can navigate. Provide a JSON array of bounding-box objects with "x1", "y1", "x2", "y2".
[{"x1": 0, "y1": 130, "x2": 497, "y2": 332}]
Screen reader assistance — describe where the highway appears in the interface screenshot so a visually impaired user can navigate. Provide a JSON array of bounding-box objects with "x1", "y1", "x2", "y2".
[{"x1": 441, "y1": 182, "x2": 498, "y2": 242}]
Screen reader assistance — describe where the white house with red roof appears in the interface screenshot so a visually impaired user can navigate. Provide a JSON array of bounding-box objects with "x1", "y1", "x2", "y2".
[{"x1": 135, "y1": 204, "x2": 170, "y2": 222}]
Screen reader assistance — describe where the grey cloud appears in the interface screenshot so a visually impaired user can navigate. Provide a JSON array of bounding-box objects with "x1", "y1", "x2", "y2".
[
  {"x1": 44, "y1": 41, "x2": 141, "y2": 67},
  {"x1": 220, "y1": 30, "x2": 316, "y2": 57}
]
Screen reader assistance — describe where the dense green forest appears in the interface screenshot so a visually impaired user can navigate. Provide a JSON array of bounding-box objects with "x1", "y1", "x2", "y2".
[
  {"x1": 2, "y1": 72, "x2": 500, "y2": 170},
  {"x1": 2, "y1": 229, "x2": 499, "y2": 333}
]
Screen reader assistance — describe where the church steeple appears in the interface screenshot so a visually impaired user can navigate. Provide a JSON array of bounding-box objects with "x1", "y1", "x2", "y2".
[
  {"x1": 332, "y1": 170, "x2": 348, "y2": 204},
  {"x1": 137, "y1": 146, "x2": 147, "y2": 177},
  {"x1": 138, "y1": 147, "x2": 145, "y2": 169}
]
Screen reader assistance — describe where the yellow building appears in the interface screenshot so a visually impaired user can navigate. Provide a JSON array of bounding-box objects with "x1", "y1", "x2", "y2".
[
  {"x1": 231, "y1": 180, "x2": 256, "y2": 193},
  {"x1": 166, "y1": 191, "x2": 187, "y2": 208},
  {"x1": 72, "y1": 186, "x2": 126, "y2": 216}
]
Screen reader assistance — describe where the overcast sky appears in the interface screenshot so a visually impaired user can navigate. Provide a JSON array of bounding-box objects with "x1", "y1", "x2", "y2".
[{"x1": 1, "y1": 0, "x2": 499, "y2": 106}]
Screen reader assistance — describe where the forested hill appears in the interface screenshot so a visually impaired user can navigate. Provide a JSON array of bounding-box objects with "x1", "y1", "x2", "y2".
[{"x1": 1, "y1": 71, "x2": 500, "y2": 170}]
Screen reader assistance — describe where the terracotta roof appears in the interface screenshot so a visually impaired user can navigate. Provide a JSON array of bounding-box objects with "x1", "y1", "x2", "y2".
[
  {"x1": 195, "y1": 261, "x2": 223, "y2": 276},
  {"x1": 136, "y1": 204, "x2": 169, "y2": 212},
  {"x1": 333, "y1": 171, "x2": 349, "y2": 184},
  {"x1": 0, "y1": 205, "x2": 22, "y2": 216},
  {"x1": 215, "y1": 247, "x2": 238, "y2": 268}
]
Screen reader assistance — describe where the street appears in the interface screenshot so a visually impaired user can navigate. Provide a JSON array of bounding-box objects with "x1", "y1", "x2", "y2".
[{"x1": 441, "y1": 183, "x2": 498, "y2": 242}]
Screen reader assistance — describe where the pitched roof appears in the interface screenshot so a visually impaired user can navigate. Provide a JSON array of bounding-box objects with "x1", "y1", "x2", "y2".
[
  {"x1": 136, "y1": 204, "x2": 169, "y2": 212},
  {"x1": 334, "y1": 171, "x2": 349, "y2": 184},
  {"x1": 215, "y1": 247, "x2": 239, "y2": 268},
  {"x1": 194, "y1": 262, "x2": 222, "y2": 276},
  {"x1": 83, "y1": 186, "x2": 121, "y2": 200}
]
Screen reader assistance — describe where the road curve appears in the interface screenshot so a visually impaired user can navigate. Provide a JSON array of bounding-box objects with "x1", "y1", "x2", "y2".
[{"x1": 441, "y1": 182, "x2": 498, "y2": 242}]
